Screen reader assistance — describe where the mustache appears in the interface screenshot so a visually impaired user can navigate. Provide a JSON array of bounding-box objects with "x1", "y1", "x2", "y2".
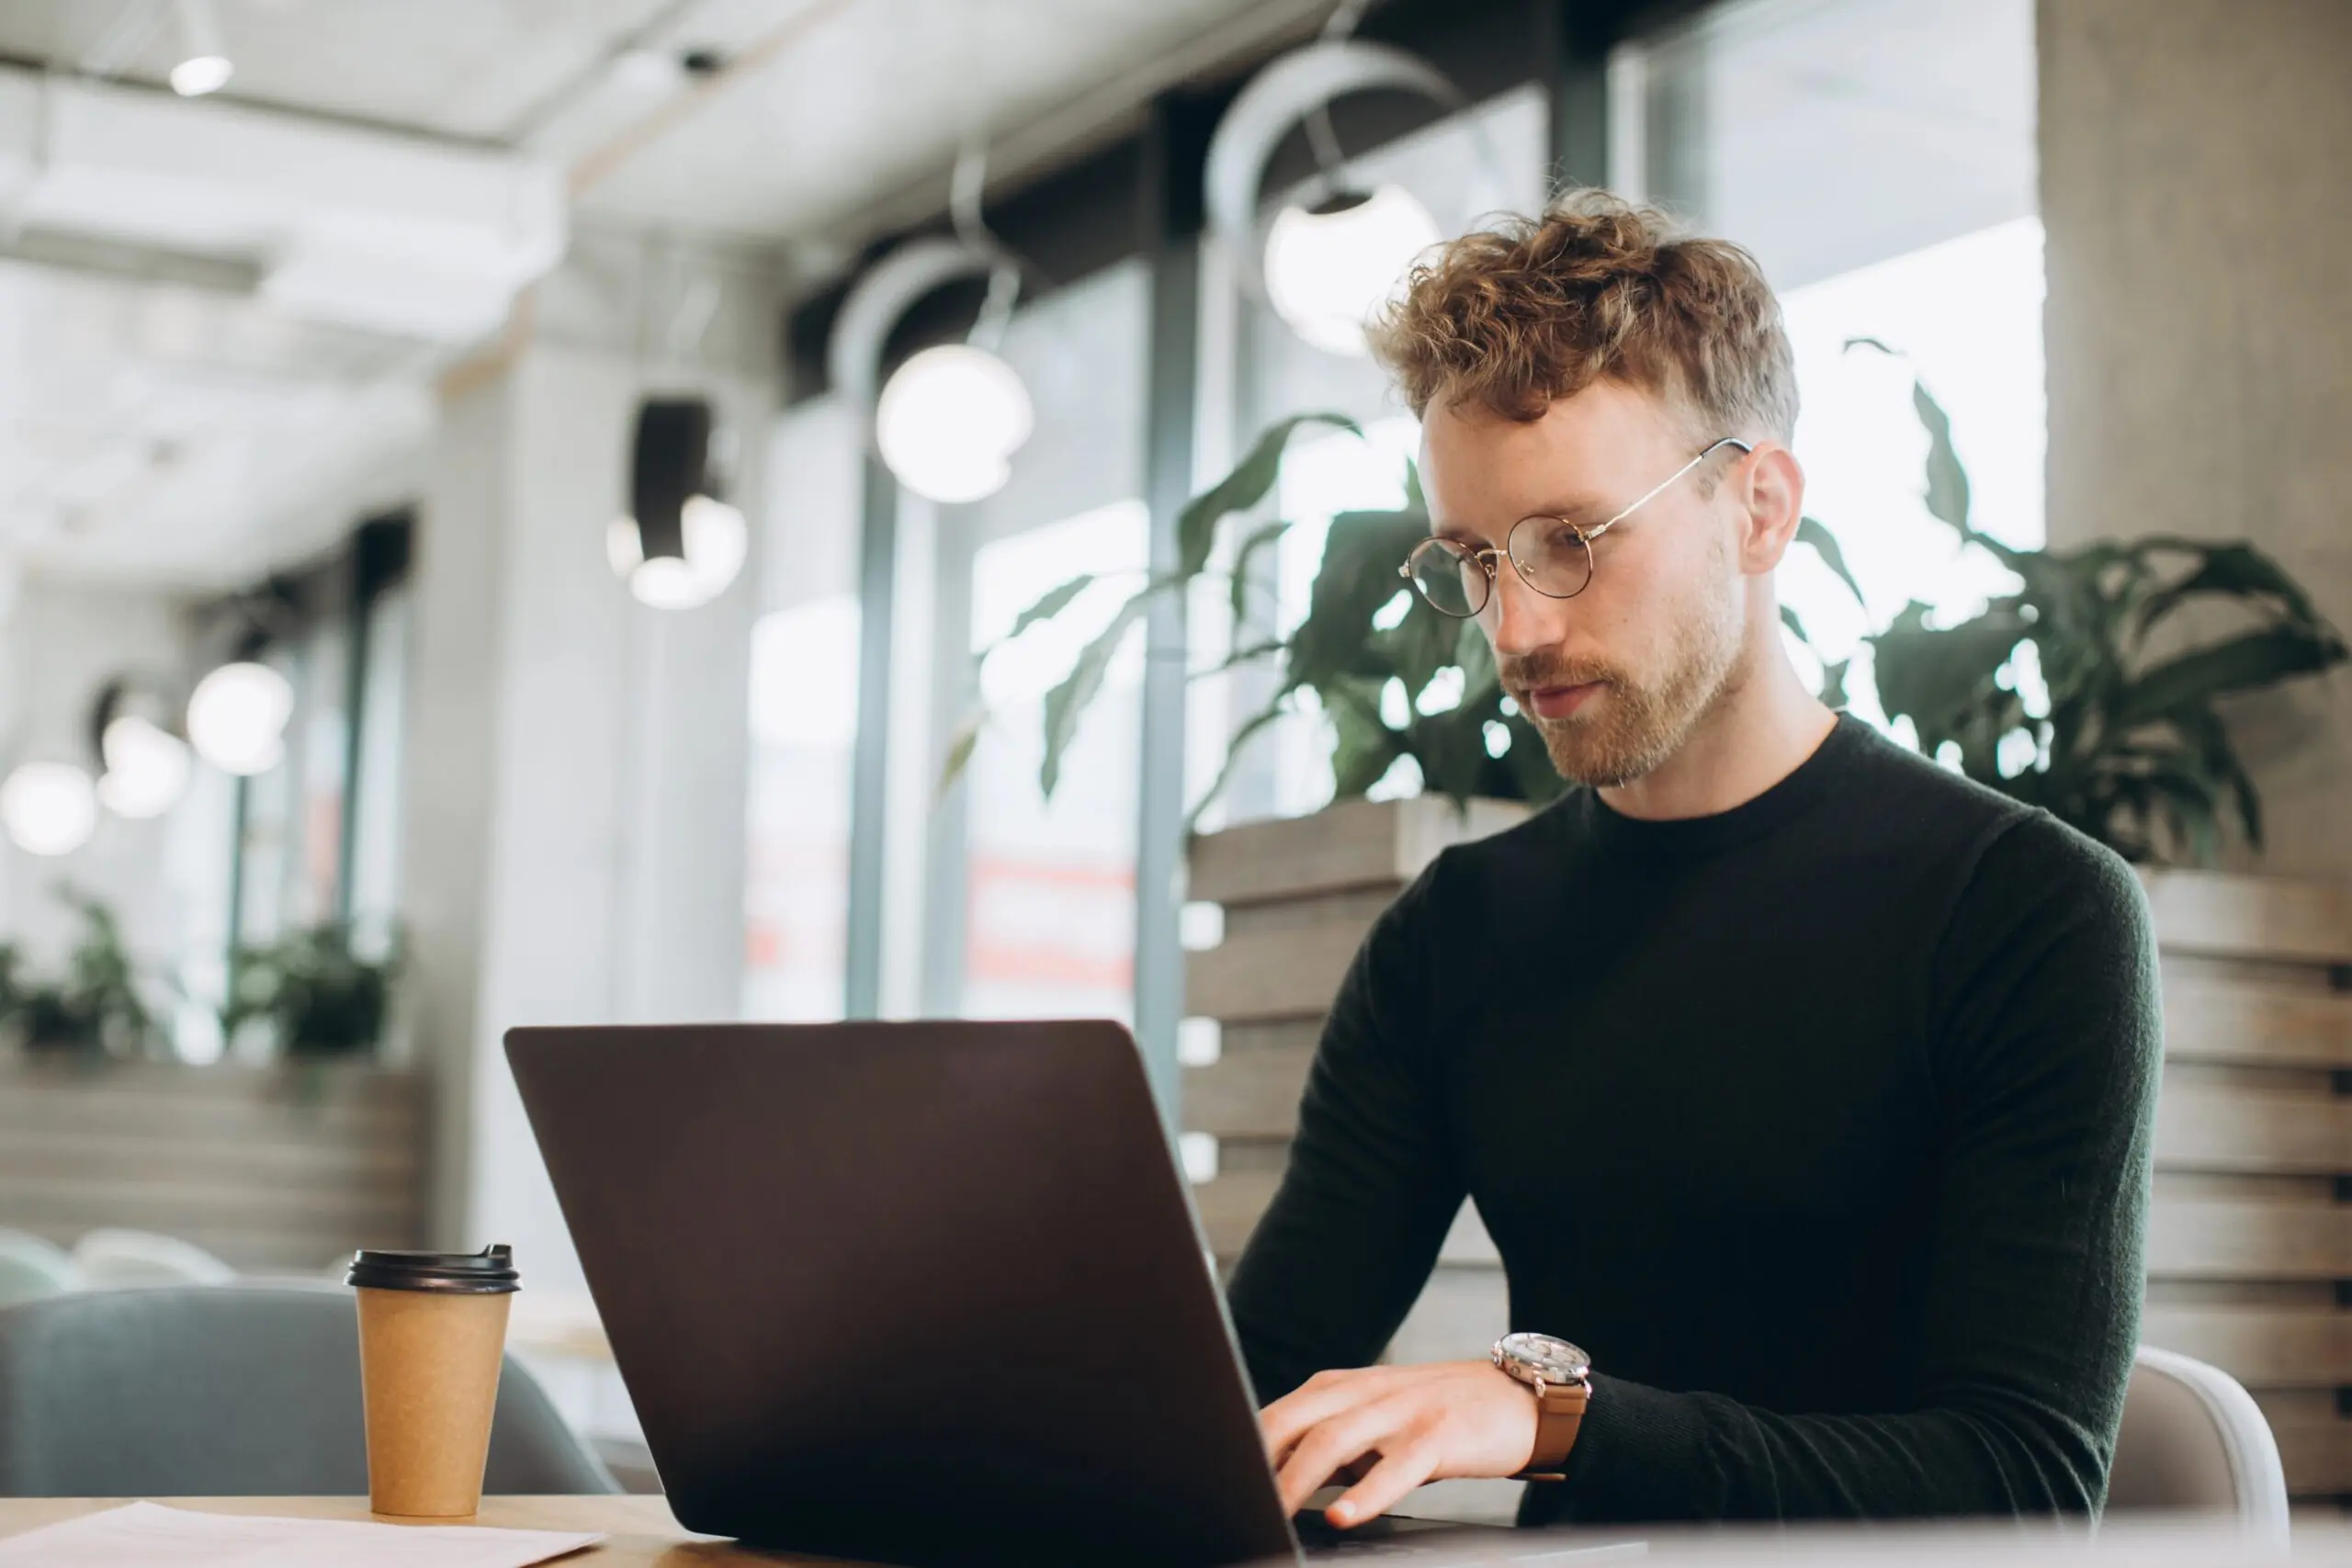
[{"x1": 1498, "y1": 650, "x2": 1621, "y2": 697}]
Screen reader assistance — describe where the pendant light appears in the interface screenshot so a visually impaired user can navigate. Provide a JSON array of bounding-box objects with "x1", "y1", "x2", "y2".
[
  {"x1": 0, "y1": 761, "x2": 97, "y2": 857},
  {"x1": 187, "y1": 660, "x2": 294, "y2": 775},
  {"x1": 1204, "y1": 5, "x2": 1496, "y2": 356},
  {"x1": 88, "y1": 678, "x2": 193, "y2": 819},
  {"x1": 168, "y1": 0, "x2": 233, "y2": 96},
  {"x1": 608, "y1": 396, "x2": 747, "y2": 611},
  {"x1": 849, "y1": 144, "x2": 1034, "y2": 505}
]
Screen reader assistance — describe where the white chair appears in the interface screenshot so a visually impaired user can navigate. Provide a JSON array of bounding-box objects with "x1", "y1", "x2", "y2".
[
  {"x1": 0, "y1": 1229, "x2": 80, "y2": 1307},
  {"x1": 71, "y1": 1228, "x2": 238, "y2": 1290},
  {"x1": 2107, "y1": 1344, "x2": 2290, "y2": 1543}
]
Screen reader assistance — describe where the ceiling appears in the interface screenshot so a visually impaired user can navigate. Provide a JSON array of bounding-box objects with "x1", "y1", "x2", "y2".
[
  {"x1": 0, "y1": 0, "x2": 1335, "y2": 591},
  {"x1": 0, "y1": 0, "x2": 1329, "y2": 243}
]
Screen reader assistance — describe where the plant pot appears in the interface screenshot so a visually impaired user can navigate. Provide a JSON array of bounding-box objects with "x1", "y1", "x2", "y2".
[{"x1": 0, "y1": 1055, "x2": 426, "y2": 1272}]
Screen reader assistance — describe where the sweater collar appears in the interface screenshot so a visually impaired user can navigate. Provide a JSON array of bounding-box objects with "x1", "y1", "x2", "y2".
[{"x1": 1564, "y1": 713, "x2": 1868, "y2": 863}]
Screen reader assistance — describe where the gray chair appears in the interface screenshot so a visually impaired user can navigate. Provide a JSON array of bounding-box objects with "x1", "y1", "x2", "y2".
[
  {"x1": 2107, "y1": 1344, "x2": 2290, "y2": 1543},
  {"x1": 0, "y1": 1232, "x2": 78, "y2": 1310},
  {"x1": 0, "y1": 1285, "x2": 618, "y2": 1497}
]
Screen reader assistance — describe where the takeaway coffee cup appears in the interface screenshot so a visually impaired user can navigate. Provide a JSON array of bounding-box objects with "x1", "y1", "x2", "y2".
[{"x1": 346, "y1": 1244, "x2": 521, "y2": 1517}]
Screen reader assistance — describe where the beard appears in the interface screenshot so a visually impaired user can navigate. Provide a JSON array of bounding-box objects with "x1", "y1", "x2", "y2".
[{"x1": 1499, "y1": 592, "x2": 1750, "y2": 789}]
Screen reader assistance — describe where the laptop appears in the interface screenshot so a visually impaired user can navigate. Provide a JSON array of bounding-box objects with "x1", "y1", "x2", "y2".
[{"x1": 506, "y1": 1020, "x2": 1587, "y2": 1567}]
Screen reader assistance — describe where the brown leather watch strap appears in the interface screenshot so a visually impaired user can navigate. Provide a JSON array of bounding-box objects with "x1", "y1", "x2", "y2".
[{"x1": 1514, "y1": 1379, "x2": 1589, "y2": 1483}]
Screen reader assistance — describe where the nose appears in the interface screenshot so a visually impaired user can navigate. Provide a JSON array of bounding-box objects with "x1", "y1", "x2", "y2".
[{"x1": 1482, "y1": 558, "x2": 1568, "y2": 660}]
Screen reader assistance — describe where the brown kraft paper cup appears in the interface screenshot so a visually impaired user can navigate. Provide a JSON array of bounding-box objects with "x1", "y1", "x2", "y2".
[{"x1": 347, "y1": 1244, "x2": 521, "y2": 1518}]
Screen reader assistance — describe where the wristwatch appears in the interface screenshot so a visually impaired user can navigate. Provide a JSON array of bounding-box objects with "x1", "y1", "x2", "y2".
[{"x1": 1489, "y1": 1332, "x2": 1591, "y2": 1482}]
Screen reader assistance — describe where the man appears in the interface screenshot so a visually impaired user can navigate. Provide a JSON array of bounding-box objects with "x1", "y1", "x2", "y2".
[{"x1": 1227, "y1": 191, "x2": 2160, "y2": 1529}]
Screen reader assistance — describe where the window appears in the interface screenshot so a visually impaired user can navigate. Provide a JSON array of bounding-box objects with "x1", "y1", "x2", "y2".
[
  {"x1": 1191, "y1": 85, "x2": 1553, "y2": 835},
  {"x1": 927, "y1": 262, "x2": 1151, "y2": 1019},
  {"x1": 1615, "y1": 0, "x2": 2043, "y2": 739},
  {"x1": 961, "y1": 500, "x2": 1147, "y2": 1021}
]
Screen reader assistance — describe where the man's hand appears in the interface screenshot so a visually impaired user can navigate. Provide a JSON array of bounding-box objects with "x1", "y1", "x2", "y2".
[{"x1": 1259, "y1": 1360, "x2": 1538, "y2": 1528}]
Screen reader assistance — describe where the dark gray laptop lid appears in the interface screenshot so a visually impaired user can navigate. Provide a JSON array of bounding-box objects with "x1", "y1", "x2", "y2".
[{"x1": 505, "y1": 1019, "x2": 1299, "y2": 1568}]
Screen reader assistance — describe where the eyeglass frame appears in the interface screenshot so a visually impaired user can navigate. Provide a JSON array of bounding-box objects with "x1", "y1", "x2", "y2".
[{"x1": 1396, "y1": 435, "x2": 1756, "y2": 618}]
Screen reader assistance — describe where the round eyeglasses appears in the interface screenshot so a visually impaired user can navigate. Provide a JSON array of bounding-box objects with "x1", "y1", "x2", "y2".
[{"x1": 1397, "y1": 436, "x2": 1752, "y2": 618}]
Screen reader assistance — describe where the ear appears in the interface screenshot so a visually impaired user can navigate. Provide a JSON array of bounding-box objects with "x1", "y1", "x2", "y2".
[{"x1": 1735, "y1": 444, "x2": 1805, "y2": 576}]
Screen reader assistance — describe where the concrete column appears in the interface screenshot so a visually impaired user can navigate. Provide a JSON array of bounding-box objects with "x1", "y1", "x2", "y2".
[
  {"x1": 2040, "y1": 0, "x2": 2352, "y2": 874},
  {"x1": 401, "y1": 233, "x2": 778, "y2": 1285}
]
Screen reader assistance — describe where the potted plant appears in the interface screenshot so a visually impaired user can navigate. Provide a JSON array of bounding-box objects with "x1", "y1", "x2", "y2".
[
  {"x1": 1845, "y1": 342, "x2": 2347, "y2": 864},
  {"x1": 0, "y1": 891, "x2": 157, "y2": 1058},
  {"x1": 1, "y1": 914, "x2": 424, "y2": 1274},
  {"x1": 224, "y1": 922, "x2": 401, "y2": 1057}
]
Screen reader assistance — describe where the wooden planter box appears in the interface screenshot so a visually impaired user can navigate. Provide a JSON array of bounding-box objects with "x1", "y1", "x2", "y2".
[
  {"x1": 0, "y1": 1055, "x2": 426, "y2": 1272},
  {"x1": 1182, "y1": 800, "x2": 2352, "y2": 1503}
]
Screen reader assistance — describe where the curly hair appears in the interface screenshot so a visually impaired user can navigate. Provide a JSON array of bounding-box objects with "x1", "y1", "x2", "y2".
[{"x1": 1368, "y1": 189, "x2": 1798, "y2": 441}]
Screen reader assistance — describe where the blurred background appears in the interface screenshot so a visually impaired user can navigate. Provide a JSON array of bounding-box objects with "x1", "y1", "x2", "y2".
[{"x1": 0, "y1": 0, "x2": 2342, "y2": 1515}]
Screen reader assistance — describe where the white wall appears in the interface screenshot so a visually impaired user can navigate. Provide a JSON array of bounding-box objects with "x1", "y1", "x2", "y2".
[{"x1": 2041, "y1": 0, "x2": 2352, "y2": 875}]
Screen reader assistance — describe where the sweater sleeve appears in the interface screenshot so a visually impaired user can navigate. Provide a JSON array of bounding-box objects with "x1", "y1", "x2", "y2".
[
  {"x1": 1527, "y1": 814, "x2": 2162, "y2": 1523},
  {"x1": 1226, "y1": 862, "x2": 1468, "y2": 1404}
]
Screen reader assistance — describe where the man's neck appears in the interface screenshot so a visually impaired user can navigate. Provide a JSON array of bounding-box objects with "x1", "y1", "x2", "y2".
[{"x1": 1598, "y1": 637, "x2": 1838, "y2": 822}]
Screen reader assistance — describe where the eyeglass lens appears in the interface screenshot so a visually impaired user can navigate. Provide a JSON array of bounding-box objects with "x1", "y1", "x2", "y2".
[{"x1": 1404, "y1": 524, "x2": 1595, "y2": 618}]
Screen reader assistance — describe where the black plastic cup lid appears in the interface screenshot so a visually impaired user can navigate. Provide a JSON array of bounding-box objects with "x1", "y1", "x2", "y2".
[{"x1": 346, "y1": 1244, "x2": 519, "y2": 1294}]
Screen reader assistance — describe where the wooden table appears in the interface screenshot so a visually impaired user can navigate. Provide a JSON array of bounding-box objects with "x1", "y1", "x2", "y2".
[
  {"x1": 9, "y1": 1496, "x2": 2351, "y2": 1565},
  {"x1": 0, "y1": 1495, "x2": 826, "y2": 1564}
]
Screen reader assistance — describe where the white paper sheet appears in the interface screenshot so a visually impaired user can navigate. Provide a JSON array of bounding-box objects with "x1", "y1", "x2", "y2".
[{"x1": 0, "y1": 1502, "x2": 605, "y2": 1566}]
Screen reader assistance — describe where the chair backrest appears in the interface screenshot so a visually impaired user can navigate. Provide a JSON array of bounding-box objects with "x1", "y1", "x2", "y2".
[
  {"x1": 0, "y1": 1232, "x2": 78, "y2": 1310},
  {"x1": 0, "y1": 1285, "x2": 617, "y2": 1497},
  {"x1": 2108, "y1": 1344, "x2": 2289, "y2": 1542},
  {"x1": 71, "y1": 1228, "x2": 238, "y2": 1290}
]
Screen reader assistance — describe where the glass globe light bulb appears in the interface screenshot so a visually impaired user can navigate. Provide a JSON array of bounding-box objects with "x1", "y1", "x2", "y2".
[
  {"x1": 1263, "y1": 183, "x2": 1442, "y2": 356},
  {"x1": 1, "y1": 762, "x2": 98, "y2": 857},
  {"x1": 875, "y1": 344, "x2": 1035, "y2": 504},
  {"x1": 187, "y1": 660, "x2": 294, "y2": 775}
]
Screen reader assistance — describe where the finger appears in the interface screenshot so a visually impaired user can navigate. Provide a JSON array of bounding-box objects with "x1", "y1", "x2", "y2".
[
  {"x1": 1326, "y1": 1435, "x2": 1442, "y2": 1529},
  {"x1": 1273, "y1": 1399, "x2": 1417, "y2": 1517},
  {"x1": 1260, "y1": 1369, "x2": 1394, "y2": 1464}
]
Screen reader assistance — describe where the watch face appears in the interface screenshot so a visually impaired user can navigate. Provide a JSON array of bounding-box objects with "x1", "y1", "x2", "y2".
[{"x1": 1498, "y1": 1332, "x2": 1590, "y2": 1383}]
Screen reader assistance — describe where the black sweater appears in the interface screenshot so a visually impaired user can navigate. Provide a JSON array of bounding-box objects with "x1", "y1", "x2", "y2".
[{"x1": 1226, "y1": 716, "x2": 2161, "y2": 1523}]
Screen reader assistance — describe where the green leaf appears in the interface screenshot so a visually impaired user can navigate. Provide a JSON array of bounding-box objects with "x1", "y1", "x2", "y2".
[
  {"x1": 1780, "y1": 604, "x2": 1812, "y2": 646},
  {"x1": 2170, "y1": 706, "x2": 2264, "y2": 852},
  {"x1": 1327, "y1": 681, "x2": 1408, "y2": 798},
  {"x1": 1188, "y1": 637, "x2": 1287, "y2": 682},
  {"x1": 1176, "y1": 412, "x2": 1357, "y2": 580},
  {"x1": 1290, "y1": 506, "x2": 1432, "y2": 690},
  {"x1": 1037, "y1": 595, "x2": 1152, "y2": 799},
  {"x1": 1003, "y1": 573, "x2": 1097, "y2": 644},
  {"x1": 1227, "y1": 519, "x2": 1293, "y2": 627},
  {"x1": 1911, "y1": 378, "x2": 1972, "y2": 536},
  {"x1": 1403, "y1": 458, "x2": 1427, "y2": 513},
  {"x1": 1818, "y1": 659, "x2": 1850, "y2": 710},
  {"x1": 1842, "y1": 337, "x2": 1976, "y2": 544},
  {"x1": 936, "y1": 710, "x2": 986, "y2": 796},
  {"x1": 2133, "y1": 541, "x2": 2327, "y2": 636},
  {"x1": 2110, "y1": 625, "x2": 2349, "y2": 730},
  {"x1": 1867, "y1": 603, "x2": 2032, "y2": 737},
  {"x1": 1185, "y1": 698, "x2": 1293, "y2": 834},
  {"x1": 1795, "y1": 516, "x2": 1864, "y2": 606}
]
